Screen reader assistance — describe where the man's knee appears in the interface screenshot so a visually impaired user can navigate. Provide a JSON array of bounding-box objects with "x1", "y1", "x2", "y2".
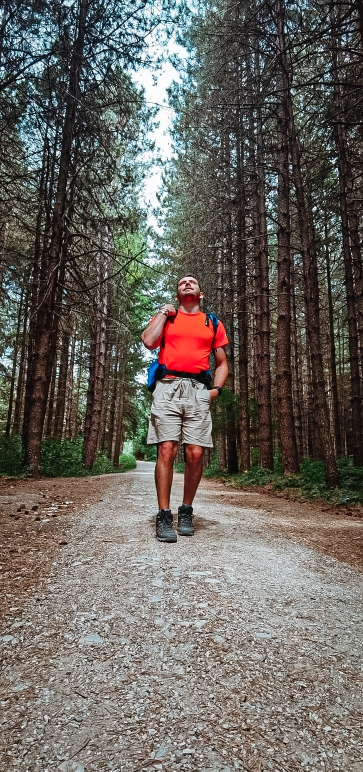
[
  {"x1": 157, "y1": 441, "x2": 178, "y2": 463},
  {"x1": 185, "y1": 444, "x2": 204, "y2": 464}
]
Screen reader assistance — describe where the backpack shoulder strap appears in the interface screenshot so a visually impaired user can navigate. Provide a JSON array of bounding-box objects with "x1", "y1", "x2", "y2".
[{"x1": 205, "y1": 311, "x2": 219, "y2": 337}]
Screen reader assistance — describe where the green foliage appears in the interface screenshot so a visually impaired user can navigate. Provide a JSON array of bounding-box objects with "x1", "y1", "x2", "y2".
[
  {"x1": 0, "y1": 435, "x2": 136, "y2": 478},
  {"x1": 250, "y1": 446, "x2": 260, "y2": 467},
  {"x1": 203, "y1": 448, "x2": 227, "y2": 478},
  {"x1": 174, "y1": 462, "x2": 186, "y2": 473},
  {"x1": 0, "y1": 435, "x2": 23, "y2": 476},
  {"x1": 297, "y1": 457, "x2": 328, "y2": 499},
  {"x1": 226, "y1": 465, "x2": 275, "y2": 487},
  {"x1": 335, "y1": 457, "x2": 363, "y2": 504},
  {"x1": 211, "y1": 388, "x2": 239, "y2": 434},
  {"x1": 116, "y1": 454, "x2": 137, "y2": 472},
  {"x1": 204, "y1": 454, "x2": 363, "y2": 506},
  {"x1": 41, "y1": 438, "x2": 86, "y2": 477},
  {"x1": 90, "y1": 453, "x2": 115, "y2": 475},
  {"x1": 127, "y1": 387, "x2": 157, "y2": 461},
  {"x1": 132, "y1": 428, "x2": 157, "y2": 461}
]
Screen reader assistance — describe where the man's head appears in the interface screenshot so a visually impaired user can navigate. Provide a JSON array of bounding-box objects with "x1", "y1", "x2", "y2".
[{"x1": 176, "y1": 276, "x2": 204, "y2": 304}]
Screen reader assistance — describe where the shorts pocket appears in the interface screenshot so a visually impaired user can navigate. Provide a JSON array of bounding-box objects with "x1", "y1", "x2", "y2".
[{"x1": 196, "y1": 389, "x2": 211, "y2": 406}]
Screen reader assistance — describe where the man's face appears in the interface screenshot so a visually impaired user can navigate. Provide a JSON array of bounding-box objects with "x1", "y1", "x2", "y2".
[{"x1": 176, "y1": 276, "x2": 203, "y2": 302}]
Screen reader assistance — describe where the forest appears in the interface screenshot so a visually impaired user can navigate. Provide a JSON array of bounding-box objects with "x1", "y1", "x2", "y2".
[{"x1": 1, "y1": 0, "x2": 363, "y2": 497}]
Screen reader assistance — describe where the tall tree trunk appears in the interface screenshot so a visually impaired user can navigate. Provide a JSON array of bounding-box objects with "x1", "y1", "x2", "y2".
[
  {"x1": 275, "y1": 0, "x2": 299, "y2": 474},
  {"x1": 98, "y1": 342, "x2": 110, "y2": 452},
  {"x1": 44, "y1": 359, "x2": 57, "y2": 438},
  {"x1": 285, "y1": 49, "x2": 338, "y2": 485},
  {"x1": 53, "y1": 323, "x2": 71, "y2": 442},
  {"x1": 13, "y1": 291, "x2": 29, "y2": 435},
  {"x1": 107, "y1": 349, "x2": 119, "y2": 459},
  {"x1": 236, "y1": 130, "x2": 250, "y2": 471},
  {"x1": 224, "y1": 141, "x2": 238, "y2": 474},
  {"x1": 24, "y1": 0, "x2": 89, "y2": 475},
  {"x1": 73, "y1": 338, "x2": 84, "y2": 438},
  {"x1": 256, "y1": 97, "x2": 274, "y2": 469},
  {"x1": 83, "y1": 253, "x2": 108, "y2": 470},
  {"x1": 290, "y1": 257, "x2": 304, "y2": 462},
  {"x1": 331, "y1": 25, "x2": 363, "y2": 465},
  {"x1": 325, "y1": 224, "x2": 343, "y2": 457},
  {"x1": 22, "y1": 134, "x2": 48, "y2": 458},
  {"x1": 113, "y1": 356, "x2": 125, "y2": 467},
  {"x1": 65, "y1": 323, "x2": 76, "y2": 439},
  {"x1": 0, "y1": 217, "x2": 10, "y2": 304},
  {"x1": 6, "y1": 287, "x2": 25, "y2": 437}
]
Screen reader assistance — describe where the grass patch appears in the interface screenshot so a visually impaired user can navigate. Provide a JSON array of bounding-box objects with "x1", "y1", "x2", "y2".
[
  {"x1": 115, "y1": 454, "x2": 137, "y2": 472},
  {"x1": 174, "y1": 461, "x2": 185, "y2": 473},
  {"x1": 204, "y1": 456, "x2": 363, "y2": 506},
  {"x1": 0, "y1": 435, "x2": 136, "y2": 478}
]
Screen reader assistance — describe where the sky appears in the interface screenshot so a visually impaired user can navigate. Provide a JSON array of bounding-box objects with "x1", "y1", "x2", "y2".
[{"x1": 134, "y1": 54, "x2": 182, "y2": 230}]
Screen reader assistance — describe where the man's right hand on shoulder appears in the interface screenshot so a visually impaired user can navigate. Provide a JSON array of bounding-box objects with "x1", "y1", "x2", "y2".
[
  {"x1": 141, "y1": 304, "x2": 176, "y2": 349},
  {"x1": 158, "y1": 304, "x2": 177, "y2": 317}
]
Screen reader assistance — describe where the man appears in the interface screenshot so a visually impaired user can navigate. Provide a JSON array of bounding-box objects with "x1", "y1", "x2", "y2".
[{"x1": 141, "y1": 275, "x2": 229, "y2": 543}]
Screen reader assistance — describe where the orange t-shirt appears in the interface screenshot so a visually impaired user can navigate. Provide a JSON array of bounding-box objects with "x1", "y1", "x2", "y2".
[{"x1": 150, "y1": 310, "x2": 229, "y2": 372}]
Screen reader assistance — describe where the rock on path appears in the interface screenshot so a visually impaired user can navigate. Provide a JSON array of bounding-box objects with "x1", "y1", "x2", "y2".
[{"x1": 1, "y1": 461, "x2": 363, "y2": 772}]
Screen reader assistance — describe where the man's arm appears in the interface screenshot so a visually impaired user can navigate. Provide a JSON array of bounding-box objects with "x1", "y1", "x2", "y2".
[
  {"x1": 141, "y1": 304, "x2": 176, "y2": 350},
  {"x1": 210, "y1": 346, "x2": 228, "y2": 400}
]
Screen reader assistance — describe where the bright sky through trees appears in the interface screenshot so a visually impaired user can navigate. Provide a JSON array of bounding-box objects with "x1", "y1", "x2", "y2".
[{"x1": 135, "y1": 53, "x2": 182, "y2": 230}]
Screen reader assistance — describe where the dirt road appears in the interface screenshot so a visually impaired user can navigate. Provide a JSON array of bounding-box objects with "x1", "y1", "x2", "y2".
[{"x1": 1, "y1": 462, "x2": 363, "y2": 772}]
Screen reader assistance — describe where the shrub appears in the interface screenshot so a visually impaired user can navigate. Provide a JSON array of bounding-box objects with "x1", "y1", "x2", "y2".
[
  {"x1": 0, "y1": 435, "x2": 137, "y2": 478},
  {"x1": 91, "y1": 453, "x2": 115, "y2": 475},
  {"x1": 117, "y1": 454, "x2": 137, "y2": 472},
  {"x1": 0, "y1": 435, "x2": 23, "y2": 476},
  {"x1": 41, "y1": 437, "x2": 85, "y2": 477}
]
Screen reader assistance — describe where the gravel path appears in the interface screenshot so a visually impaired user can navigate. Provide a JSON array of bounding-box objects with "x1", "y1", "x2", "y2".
[{"x1": 1, "y1": 461, "x2": 363, "y2": 772}]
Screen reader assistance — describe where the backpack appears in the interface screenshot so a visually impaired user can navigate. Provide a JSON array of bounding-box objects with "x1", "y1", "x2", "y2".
[{"x1": 147, "y1": 311, "x2": 219, "y2": 393}]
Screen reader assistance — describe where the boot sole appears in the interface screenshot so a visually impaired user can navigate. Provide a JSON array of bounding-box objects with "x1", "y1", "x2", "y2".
[
  {"x1": 156, "y1": 534, "x2": 177, "y2": 543},
  {"x1": 177, "y1": 529, "x2": 194, "y2": 536}
]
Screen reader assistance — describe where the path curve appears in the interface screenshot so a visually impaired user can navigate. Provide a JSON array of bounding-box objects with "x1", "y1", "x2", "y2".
[{"x1": 1, "y1": 461, "x2": 362, "y2": 772}]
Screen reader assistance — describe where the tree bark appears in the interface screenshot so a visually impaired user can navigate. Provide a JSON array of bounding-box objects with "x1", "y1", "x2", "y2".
[
  {"x1": 236, "y1": 127, "x2": 250, "y2": 471},
  {"x1": 290, "y1": 256, "x2": 304, "y2": 462},
  {"x1": 285, "y1": 47, "x2": 338, "y2": 485},
  {"x1": 44, "y1": 359, "x2": 57, "y2": 439},
  {"x1": 325, "y1": 223, "x2": 343, "y2": 457},
  {"x1": 13, "y1": 291, "x2": 29, "y2": 436},
  {"x1": 6, "y1": 287, "x2": 25, "y2": 437},
  {"x1": 112, "y1": 356, "x2": 125, "y2": 467},
  {"x1": 83, "y1": 251, "x2": 108, "y2": 470},
  {"x1": 24, "y1": 0, "x2": 89, "y2": 475},
  {"x1": 249, "y1": 63, "x2": 273, "y2": 470},
  {"x1": 107, "y1": 350, "x2": 119, "y2": 459},
  {"x1": 53, "y1": 323, "x2": 71, "y2": 442},
  {"x1": 331, "y1": 24, "x2": 363, "y2": 465},
  {"x1": 275, "y1": 0, "x2": 299, "y2": 474}
]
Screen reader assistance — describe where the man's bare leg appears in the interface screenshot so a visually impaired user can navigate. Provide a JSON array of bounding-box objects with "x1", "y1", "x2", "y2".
[
  {"x1": 155, "y1": 440, "x2": 178, "y2": 510},
  {"x1": 183, "y1": 444, "x2": 204, "y2": 505}
]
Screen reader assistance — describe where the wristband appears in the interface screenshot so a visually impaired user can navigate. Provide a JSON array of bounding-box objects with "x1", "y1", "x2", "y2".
[{"x1": 213, "y1": 386, "x2": 222, "y2": 396}]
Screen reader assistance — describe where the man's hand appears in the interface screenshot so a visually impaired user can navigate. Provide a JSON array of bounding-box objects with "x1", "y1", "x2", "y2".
[
  {"x1": 209, "y1": 388, "x2": 220, "y2": 401},
  {"x1": 159, "y1": 304, "x2": 177, "y2": 317},
  {"x1": 141, "y1": 304, "x2": 177, "y2": 349}
]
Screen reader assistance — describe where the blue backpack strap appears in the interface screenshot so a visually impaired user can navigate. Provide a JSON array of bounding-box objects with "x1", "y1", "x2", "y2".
[{"x1": 205, "y1": 312, "x2": 219, "y2": 338}]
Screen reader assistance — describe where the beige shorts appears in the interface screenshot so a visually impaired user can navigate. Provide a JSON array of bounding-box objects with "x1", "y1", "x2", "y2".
[{"x1": 147, "y1": 378, "x2": 213, "y2": 447}]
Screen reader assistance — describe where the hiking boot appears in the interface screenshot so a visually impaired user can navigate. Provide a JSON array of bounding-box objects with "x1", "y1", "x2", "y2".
[
  {"x1": 156, "y1": 509, "x2": 177, "y2": 543},
  {"x1": 178, "y1": 504, "x2": 194, "y2": 536}
]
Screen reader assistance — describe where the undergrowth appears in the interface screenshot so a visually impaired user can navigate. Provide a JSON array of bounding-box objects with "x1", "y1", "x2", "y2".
[
  {"x1": 0, "y1": 435, "x2": 136, "y2": 477},
  {"x1": 204, "y1": 455, "x2": 363, "y2": 506}
]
